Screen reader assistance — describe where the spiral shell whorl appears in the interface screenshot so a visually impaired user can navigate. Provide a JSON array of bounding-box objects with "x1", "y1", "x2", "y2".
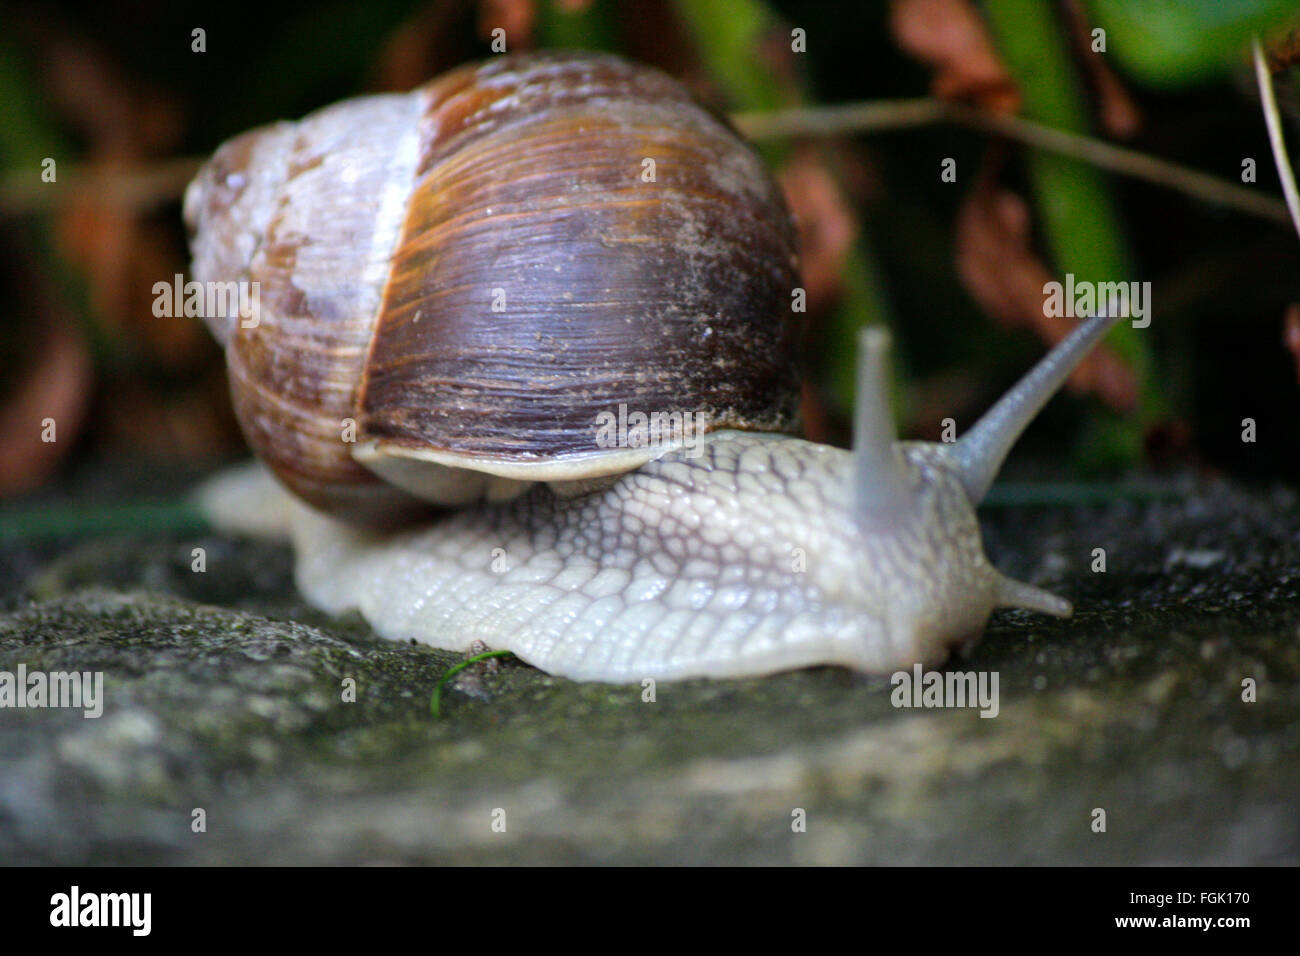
[
  {"x1": 187, "y1": 52, "x2": 800, "y2": 524},
  {"x1": 361, "y1": 52, "x2": 800, "y2": 464}
]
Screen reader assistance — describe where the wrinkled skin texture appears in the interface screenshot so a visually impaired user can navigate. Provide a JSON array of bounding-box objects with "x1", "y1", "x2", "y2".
[{"x1": 201, "y1": 431, "x2": 1054, "y2": 682}]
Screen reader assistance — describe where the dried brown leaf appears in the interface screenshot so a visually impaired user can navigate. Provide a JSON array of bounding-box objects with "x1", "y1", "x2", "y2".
[
  {"x1": 890, "y1": 0, "x2": 1020, "y2": 113},
  {"x1": 778, "y1": 146, "x2": 859, "y2": 312},
  {"x1": 0, "y1": 317, "x2": 92, "y2": 497},
  {"x1": 1063, "y1": 0, "x2": 1142, "y2": 139},
  {"x1": 1265, "y1": 27, "x2": 1300, "y2": 74},
  {"x1": 954, "y1": 178, "x2": 1137, "y2": 411},
  {"x1": 1284, "y1": 304, "x2": 1300, "y2": 384},
  {"x1": 478, "y1": 0, "x2": 537, "y2": 48}
]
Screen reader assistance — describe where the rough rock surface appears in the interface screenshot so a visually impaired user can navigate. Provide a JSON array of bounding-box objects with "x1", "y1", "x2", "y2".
[{"x1": 1, "y1": 467, "x2": 1297, "y2": 864}]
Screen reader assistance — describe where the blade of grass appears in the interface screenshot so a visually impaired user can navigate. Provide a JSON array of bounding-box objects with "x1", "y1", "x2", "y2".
[
  {"x1": 1252, "y1": 36, "x2": 1300, "y2": 240},
  {"x1": 430, "y1": 650, "x2": 518, "y2": 718},
  {"x1": 0, "y1": 500, "x2": 209, "y2": 543},
  {"x1": 984, "y1": 0, "x2": 1159, "y2": 466},
  {"x1": 674, "y1": 0, "x2": 899, "y2": 415},
  {"x1": 537, "y1": 0, "x2": 619, "y2": 50}
]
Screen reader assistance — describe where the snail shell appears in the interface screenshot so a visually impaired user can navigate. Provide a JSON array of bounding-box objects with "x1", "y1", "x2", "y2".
[{"x1": 184, "y1": 51, "x2": 800, "y2": 525}]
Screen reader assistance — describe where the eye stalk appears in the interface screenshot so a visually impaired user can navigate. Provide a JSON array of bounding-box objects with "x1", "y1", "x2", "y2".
[
  {"x1": 847, "y1": 310, "x2": 1124, "y2": 620},
  {"x1": 850, "y1": 309, "x2": 1124, "y2": 518},
  {"x1": 952, "y1": 309, "x2": 1125, "y2": 505},
  {"x1": 851, "y1": 325, "x2": 908, "y2": 524}
]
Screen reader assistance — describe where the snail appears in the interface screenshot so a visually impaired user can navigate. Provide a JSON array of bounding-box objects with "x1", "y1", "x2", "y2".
[{"x1": 187, "y1": 51, "x2": 1127, "y2": 682}]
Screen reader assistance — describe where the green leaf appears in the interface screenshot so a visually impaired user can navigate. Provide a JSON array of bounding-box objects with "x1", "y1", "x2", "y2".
[{"x1": 1086, "y1": 0, "x2": 1298, "y2": 87}]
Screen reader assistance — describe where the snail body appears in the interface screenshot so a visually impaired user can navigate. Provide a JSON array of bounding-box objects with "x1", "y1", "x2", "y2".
[
  {"x1": 202, "y1": 312, "x2": 1117, "y2": 680},
  {"x1": 189, "y1": 51, "x2": 1125, "y2": 682}
]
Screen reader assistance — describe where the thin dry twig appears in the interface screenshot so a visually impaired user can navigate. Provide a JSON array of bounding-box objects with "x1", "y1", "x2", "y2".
[
  {"x1": 736, "y1": 99, "x2": 1291, "y2": 226},
  {"x1": 0, "y1": 156, "x2": 201, "y2": 216},
  {"x1": 734, "y1": 97, "x2": 948, "y2": 139},
  {"x1": 1, "y1": 97, "x2": 1290, "y2": 227}
]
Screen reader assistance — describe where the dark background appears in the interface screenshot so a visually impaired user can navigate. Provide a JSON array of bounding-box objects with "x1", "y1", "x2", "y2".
[{"x1": 3, "y1": 0, "x2": 1299, "y2": 522}]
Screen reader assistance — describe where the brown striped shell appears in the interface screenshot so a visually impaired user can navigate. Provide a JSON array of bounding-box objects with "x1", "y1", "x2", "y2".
[{"x1": 184, "y1": 51, "x2": 801, "y2": 525}]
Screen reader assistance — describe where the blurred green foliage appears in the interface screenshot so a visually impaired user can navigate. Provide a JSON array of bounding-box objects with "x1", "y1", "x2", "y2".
[
  {"x1": 3, "y1": 0, "x2": 1299, "y2": 498},
  {"x1": 1087, "y1": 0, "x2": 1297, "y2": 87}
]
